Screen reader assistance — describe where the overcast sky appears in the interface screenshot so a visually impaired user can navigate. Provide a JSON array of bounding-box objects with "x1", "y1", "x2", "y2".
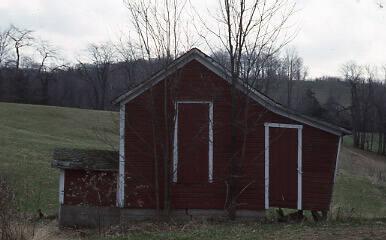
[{"x1": 0, "y1": 0, "x2": 385, "y2": 78}]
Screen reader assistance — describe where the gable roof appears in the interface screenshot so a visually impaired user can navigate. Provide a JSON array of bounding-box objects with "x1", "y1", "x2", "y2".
[{"x1": 113, "y1": 48, "x2": 351, "y2": 136}]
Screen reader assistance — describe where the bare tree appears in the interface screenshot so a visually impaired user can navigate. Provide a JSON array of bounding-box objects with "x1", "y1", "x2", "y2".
[
  {"x1": 35, "y1": 39, "x2": 63, "y2": 104},
  {"x1": 342, "y1": 62, "x2": 376, "y2": 151},
  {"x1": 8, "y1": 25, "x2": 34, "y2": 70},
  {"x1": 281, "y1": 47, "x2": 305, "y2": 108},
  {"x1": 124, "y1": 0, "x2": 189, "y2": 60},
  {"x1": 382, "y1": 65, "x2": 386, "y2": 86},
  {"x1": 115, "y1": 36, "x2": 140, "y2": 89},
  {"x1": 78, "y1": 43, "x2": 115, "y2": 110},
  {"x1": 0, "y1": 27, "x2": 11, "y2": 98},
  {"x1": 123, "y1": 0, "x2": 192, "y2": 217},
  {"x1": 114, "y1": 35, "x2": 164, "y2": 90},
  {"x1": 0, "y1": 28, "x2": 11, "y2": 67},
  {"x1": 195, "y1": 0, "x2": 296, "y2": 219},
  {"x1": 374, "y1": 84, "x2": 386, "y2": 155},
  {"x1": 342, "y1": 62, "x2": 363, "y2": 148},
  {"x1": 122, "y1": 0, "x2": 296, "y2": 219},
  {"x1": 6, "y1": 25, "x2": 34, "y2": 102}
]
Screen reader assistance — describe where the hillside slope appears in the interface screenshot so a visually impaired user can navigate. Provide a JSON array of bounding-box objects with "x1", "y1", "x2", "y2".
[
  {"x1": 0, "y1": 102, "x2": 118, "y2": 213},
  {"x1": 333, "y1": 146, "x2": 386, "y2": 218},
  {"x1": 0, "y1": 102, "x2": 384, "y2": 218}
]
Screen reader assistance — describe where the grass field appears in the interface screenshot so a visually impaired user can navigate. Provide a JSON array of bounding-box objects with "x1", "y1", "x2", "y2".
[
  {"x1": 30, "y1": 219, "x2": 386, "y2": 240},
  {"x1": 0, "y1": 102, "x2": 118, "y2": 213},
  {"x1": 93, "y1": 221, "x2": 386, "y2": 240},
  {"x1": 0, "y1": 102, "x2": 385, "y2": 239}
]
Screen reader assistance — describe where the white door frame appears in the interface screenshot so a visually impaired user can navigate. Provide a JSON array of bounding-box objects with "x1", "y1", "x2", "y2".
[
  {"x1": 117, "y1": 103, "x2": 126, "y2": 207},
  {"x1": 59, "y1": 169, "x2": 65, "y2": 204},
  {"x1": 172, "y1": 101, "x2": 214, "y2": 183},
  {"x1": 264, "y1": 122, "x2": 303, "y2": 210}
]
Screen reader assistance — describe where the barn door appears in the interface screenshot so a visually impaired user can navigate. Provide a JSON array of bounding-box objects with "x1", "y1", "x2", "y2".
[
  {"x1": 172, "y1": 101, "x2": 213, "y2": 184},
  {"x1": 264, "y1": 123, "x2": 302, "y2": 210}
]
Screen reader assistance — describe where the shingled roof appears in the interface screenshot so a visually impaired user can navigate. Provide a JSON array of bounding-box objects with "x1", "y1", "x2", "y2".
[
  {"x1": 113, "y1": 48, "x2": 350, "y2": 136},
  {"x1": 52, "y1": 148, "x2": 119, "y2": 171}
]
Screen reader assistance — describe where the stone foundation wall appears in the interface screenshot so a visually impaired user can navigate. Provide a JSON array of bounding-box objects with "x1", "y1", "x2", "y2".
[{"x1": 59, "y1": 205, "x2": 265, "y2": 227}]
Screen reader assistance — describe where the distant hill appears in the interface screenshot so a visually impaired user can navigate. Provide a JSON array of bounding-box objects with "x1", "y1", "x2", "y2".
[
  {"x1": 0, "y1": 62, "x2": 351, "y2": 114},
  {"x1": 267, "y1": 77, "x2": 351, "y2": 107}
]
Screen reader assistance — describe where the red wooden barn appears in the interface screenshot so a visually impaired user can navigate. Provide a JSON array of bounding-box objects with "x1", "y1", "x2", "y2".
[{"x1": 53, "y1": 48, "x2": 350, "y2": 227}]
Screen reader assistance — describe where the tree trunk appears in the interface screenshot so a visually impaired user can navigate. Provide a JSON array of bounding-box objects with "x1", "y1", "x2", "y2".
[
  {"x1": 150, "y1": 89, "x2": 160, "y2": 218},
  {"x1": 41, "y1": 76, "x2": 49, "y2": 105},
  {"x1": 15, "y1": 46, "x2": 20, "y2": 70},
  {"x1": 287, "y1": 79, "x2": 292, "y2": 108},
  {"x1": 383, "y1": 133, "x2": 386, "y2": 155},
  {"x1": 377, "y1": 131, "x2": 382, "y2": 154},
  {"x1": 163, "y1": 79, "x2": 171, "y2": 216},
  {"x1": 228, "y1": 73, "x2": 239, "y2": 220}
]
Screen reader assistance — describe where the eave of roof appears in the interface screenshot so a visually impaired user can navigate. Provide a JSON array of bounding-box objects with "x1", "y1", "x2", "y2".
[{"x1": 112, "y1": 48, "x2": 351, "y2": 136}]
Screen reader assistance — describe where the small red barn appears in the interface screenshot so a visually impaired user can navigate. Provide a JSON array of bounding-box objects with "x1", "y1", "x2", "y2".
[{"x1": 53, "y1": 48, "x2": 350, "y2": 226}]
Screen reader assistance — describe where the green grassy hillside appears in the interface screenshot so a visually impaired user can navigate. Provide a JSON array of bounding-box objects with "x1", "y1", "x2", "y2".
[
  {"x1": 0, "y1": 102, "x2": 118, "y2": 213},
  {"x1": 333, "y1": 145, "x2": 386, "y2": 218},
  {"x1": 0, "y1": 102, "x2": 385, "y2": 219}
]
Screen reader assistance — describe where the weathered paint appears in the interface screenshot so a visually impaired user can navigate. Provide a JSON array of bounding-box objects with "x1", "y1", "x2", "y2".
[
  {"x1": 269, "y1": 127, "x2": 298, "y2": 209},
  {"x1": 114, "y1": 49, "x2": 349, "y2": 136},
  {"x1": 60, "y1": 58, "x2": 340, "y2": 212},
  {"x1": 121, "y1": 59, "x2": 340, "y2": 211},
  {"x1": 63, "y1": 170, "x2": 117, "y2": 206},
  {"x1": 264, "y1": 123, "x2": 303, "y2": 210},
  {"x1": 176, "y1": 102, "x2": 209, "y2": 184}
]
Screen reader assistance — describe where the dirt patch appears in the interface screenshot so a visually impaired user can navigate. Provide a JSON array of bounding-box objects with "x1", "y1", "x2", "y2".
[{"x1": 31, "y1": 221, "x2": 85, "y2": 240}]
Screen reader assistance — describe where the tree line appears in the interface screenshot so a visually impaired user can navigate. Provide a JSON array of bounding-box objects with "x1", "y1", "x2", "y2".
[
  {"x1": 0, "y1": 25, "x2": 324, "y2": 113},
  {"x1": 1, "y1": 0, "x2": 385, "y2": 221},
  {"x1": 0, "y1": 24, "x2": 166, "y2": 110},
  {"x1": 342, "y1": 63, "x2": 386, "y2": 155},
  {"x1": 2, "y1": 23, "x2": 384, "y2": 158},
  {"x1": 0, "y1": 24, "x2": 378, "y2": 149}
]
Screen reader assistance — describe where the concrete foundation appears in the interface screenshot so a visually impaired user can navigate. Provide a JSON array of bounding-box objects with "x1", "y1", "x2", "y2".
[
  {"x1": 59, "y1": 205, "x2": 120, "y2": 227},
  {"x1": 59, "y1": 205, "x2": 265, "y2": 227}
]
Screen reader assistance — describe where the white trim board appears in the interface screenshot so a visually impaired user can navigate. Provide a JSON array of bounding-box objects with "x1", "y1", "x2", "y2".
[
  {"x1": 333, "y1": 137, "x2": 342, "y2": 183},
  {"x1": 59, "y1": 170, "x2": 64, "y2": 205},
  {"x1": 172, "y1": 101, "x2": 214, "y2": 183},
  {"x1": 264, "y1": 122, "x2": 303, "y2": 210},
  {"x1": 117, "y1": 104, "x2": 126, "y2": 208},
  {"x1": 264, "y1": 123, "x2": 303, "y2": 129},
  {"x1": 264, "y1": 126, "x2": 269, "y2": 209}
]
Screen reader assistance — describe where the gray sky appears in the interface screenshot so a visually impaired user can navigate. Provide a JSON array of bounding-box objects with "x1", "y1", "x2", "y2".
[{"x1": 0, "y1": 0, "x2": 385, "y2": 78}]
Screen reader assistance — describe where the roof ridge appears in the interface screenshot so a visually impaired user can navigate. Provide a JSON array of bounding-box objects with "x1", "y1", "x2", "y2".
[{"x1": 112, "y1": 48, "x2": 350, "y2": 136}]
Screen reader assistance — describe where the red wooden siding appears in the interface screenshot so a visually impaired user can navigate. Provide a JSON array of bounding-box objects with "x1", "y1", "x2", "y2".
[
  {"x1": 123, "y1": 59, "x2": 340, "y2": 211},
  {"x1": 302, "y1": 127, "x2": 339, "y2": 210},
  {"x1": 63, "y1": 170, "x2": 117, "y2": 206},
  {"x1": 177, "y1": 103, "x2": 209, "y2": 184},
  {"x1": 269, "y1": 128, "x2": 298, "y2": 209}
]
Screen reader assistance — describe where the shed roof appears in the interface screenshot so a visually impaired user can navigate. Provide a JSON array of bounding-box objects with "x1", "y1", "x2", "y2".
[
  {"x1": 113, "y1": 48, "x2": 351, "y2": 136},
  {"x1": 52, "y1": 148, "x2": 118, "y2": 171}
]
